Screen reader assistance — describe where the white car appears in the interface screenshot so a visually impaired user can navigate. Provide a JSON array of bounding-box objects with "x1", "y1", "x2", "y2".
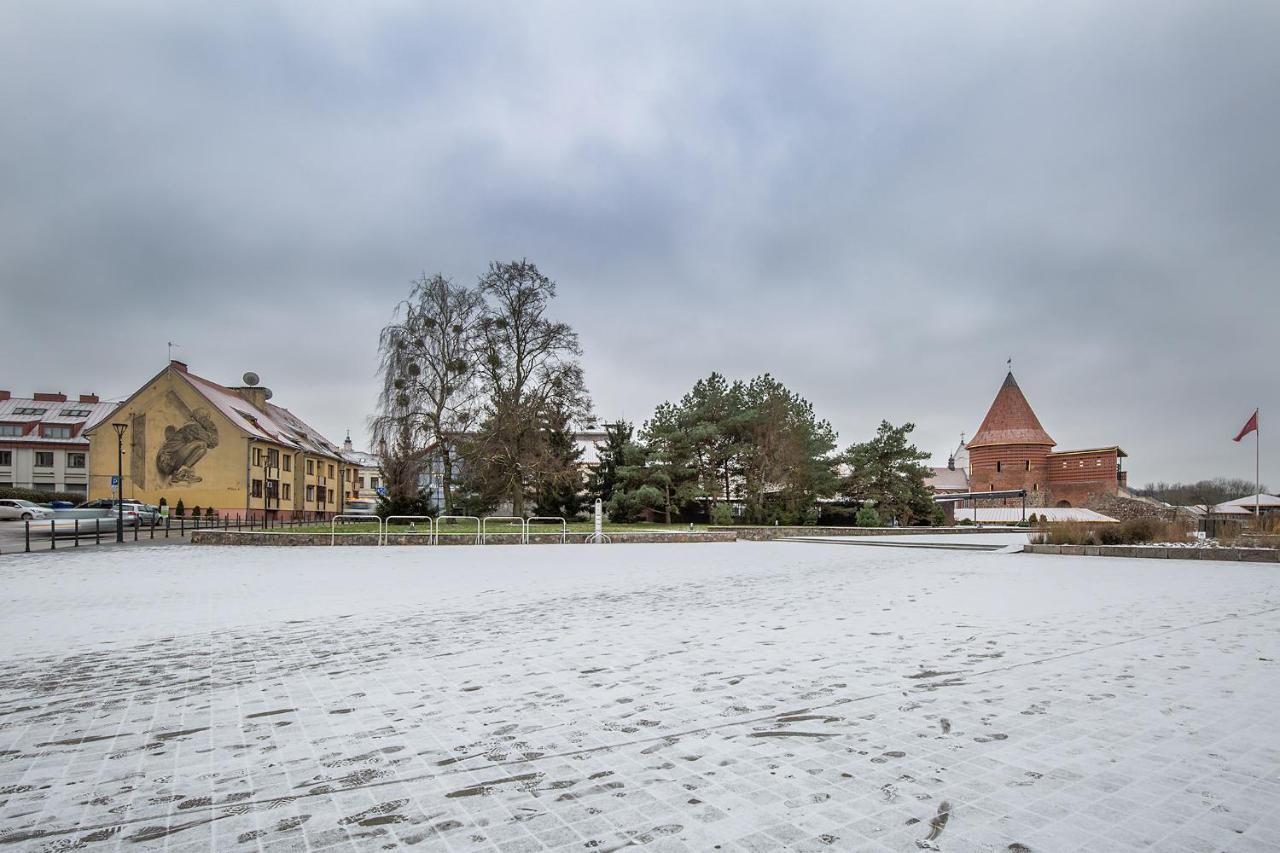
[{"x1": 0, "y1": 499, "x2": 54, "y2": 521}]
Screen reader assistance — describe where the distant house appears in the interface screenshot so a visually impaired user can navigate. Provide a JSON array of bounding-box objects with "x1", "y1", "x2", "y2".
[{"x1": 0, "y1": 390, "x2": 116, "y2": 497}]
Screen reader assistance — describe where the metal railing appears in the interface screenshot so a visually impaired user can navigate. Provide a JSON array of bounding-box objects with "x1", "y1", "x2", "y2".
[
  {"x1": 526, "y1": 516, "x2": 567, "y2": 543},
  {"x1": 329, "y1": 514, "x2": 384, "y2": 545},
  {"x1": 382, "y1": 515, "x2": 435, "y2": 545},
  {"x1": 436, "y1": 515, "x2": 481, "y2": 545},
  {"x1": 482, "y1": 516, "x2": 527, "y2": 544}
]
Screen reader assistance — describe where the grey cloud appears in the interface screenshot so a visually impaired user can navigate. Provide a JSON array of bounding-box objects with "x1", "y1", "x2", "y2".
[{"x1": 1, "y1": 0, "x2": 1276, "y2": 487}]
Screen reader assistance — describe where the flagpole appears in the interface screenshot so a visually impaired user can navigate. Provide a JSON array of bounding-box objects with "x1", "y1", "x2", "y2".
[{"x1": 1257, "y1": 408, "x2": 1261, "y2": 524}]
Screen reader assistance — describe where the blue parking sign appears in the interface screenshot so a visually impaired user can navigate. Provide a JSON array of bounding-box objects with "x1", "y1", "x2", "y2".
[{"x1": 111, "y1": 475, "x2": 120, "y2": 486}]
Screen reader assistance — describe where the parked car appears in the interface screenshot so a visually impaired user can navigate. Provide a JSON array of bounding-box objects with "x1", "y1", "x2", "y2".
[
  {"x1": 0, "y1": 499, "x2": 54, "y2": 521},
  {"x1": 76, "y1": 499, "x2": 155, "y2": 526},
  {"x1": 343, "y1": 499, "x2": 378, "y2": 516}
]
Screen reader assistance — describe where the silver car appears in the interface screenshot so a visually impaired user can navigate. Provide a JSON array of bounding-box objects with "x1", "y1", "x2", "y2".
[{"x1": 0, "y1": 499, "x2": 54, "y2": 521}]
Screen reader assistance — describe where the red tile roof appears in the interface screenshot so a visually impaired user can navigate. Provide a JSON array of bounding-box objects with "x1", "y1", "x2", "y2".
[{"x1": 967, "y1": 372, "x2": 1056, "y2": 449}]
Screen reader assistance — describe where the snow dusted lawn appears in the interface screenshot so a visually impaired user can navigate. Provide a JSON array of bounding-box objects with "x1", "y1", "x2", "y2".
[{"x1": 1, "y1": 543, "x2": 1278, "y2": 852}]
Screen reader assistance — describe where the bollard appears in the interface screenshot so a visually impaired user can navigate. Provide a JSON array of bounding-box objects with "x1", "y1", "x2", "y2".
[
  {"x1": 75, "y1": 519, "x2": 80, "y2": 547},
  {"x1": 95, "y1": 517, "x2": 101, "y2": 545},
  {"x1": 25, "y1": 520, "x2": 30, "y2": 553},
  {"x1": 134, "y1": 518, "x2": 139, "y2": 541},
  {"x1": 180, "y1": 516, "x2": 185, "y2": 536},
  {"x1": 165, "y1": 517, "x2": 170, "y2": 539},
  {"x1": 50, "y1": 519, "x2": 56, "y2": 550},
  {"x1": 151, "y1": 516, "x2": 156, "y2": 539}
]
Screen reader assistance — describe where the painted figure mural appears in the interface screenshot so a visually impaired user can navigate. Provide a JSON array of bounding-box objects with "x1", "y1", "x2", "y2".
[{"x1": 156, "y1": 406, "x2": 220, "y2": 486}]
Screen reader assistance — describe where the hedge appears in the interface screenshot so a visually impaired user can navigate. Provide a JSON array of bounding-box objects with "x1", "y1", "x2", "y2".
[{"x1": 0, "y1": 486, "x2": 86, "y2": 504}]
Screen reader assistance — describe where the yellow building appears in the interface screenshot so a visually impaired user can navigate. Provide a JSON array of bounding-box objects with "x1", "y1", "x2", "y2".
[{"x1": 86, "y1": 361, "x2": 357, "y2": 520}]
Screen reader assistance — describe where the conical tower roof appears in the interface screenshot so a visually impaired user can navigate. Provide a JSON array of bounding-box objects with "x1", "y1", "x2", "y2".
[{"x1": 967, "y1": 372, "x2": 1055, "y2": 449}]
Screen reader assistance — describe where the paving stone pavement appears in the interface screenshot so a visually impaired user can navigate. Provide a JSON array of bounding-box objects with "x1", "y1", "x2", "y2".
[{"x1": 0, "y1": 542, "x2": 1278, "y2": 852}]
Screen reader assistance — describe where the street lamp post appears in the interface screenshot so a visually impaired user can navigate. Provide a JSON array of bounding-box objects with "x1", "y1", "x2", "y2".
[{"x1": 112, "y1": 423, "x2": 128, "y2": 543}]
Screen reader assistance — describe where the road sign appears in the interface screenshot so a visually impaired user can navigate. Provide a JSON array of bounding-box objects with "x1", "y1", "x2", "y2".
[
  {"x1": 376, "y1": 486, "x2": 387, "y2": 496},
  {"x1": 111, "y1": 475, "x2": 120, "y2": 486}
]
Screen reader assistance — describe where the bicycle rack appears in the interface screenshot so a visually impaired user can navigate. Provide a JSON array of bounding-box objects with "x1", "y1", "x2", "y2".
[
  {"x1": 482, "y1": 516, "x2": 528, "y2": 544},
  {"x1": 330, "y1": 515, "x2": 384, "y2": 546},
  {"x1": 383, "y1": 515, "x2": 436, "y2": 545},
  {"x1": 436, "y1": 515, "x2": 481, "y2": 545},
  {"x1": 526, "y1": 516, "x2": 567, "y2": 543}
]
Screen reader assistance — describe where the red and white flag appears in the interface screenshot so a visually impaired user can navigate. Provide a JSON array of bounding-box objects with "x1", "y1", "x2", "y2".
[{"x1": 1233, "y1": 409, "x2": 1259, "y2": 442}]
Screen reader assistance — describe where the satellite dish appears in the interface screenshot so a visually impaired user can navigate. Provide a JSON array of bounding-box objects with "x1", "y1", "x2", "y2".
[
  {"x1": 242, "y1": 372, "x2": 260, "y2": 386},
  {"x1": 262, "y1": 388, "x2": 273, "y2": 400}
]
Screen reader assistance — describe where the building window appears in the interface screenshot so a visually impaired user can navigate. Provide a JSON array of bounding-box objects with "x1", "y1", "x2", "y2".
[
  {"x1": 0, "y1": 424, "x2": 22, "y2": 437},
  {"x1": 43, "y1": 425, "x2": 72, "y2": 438},
  {"x1": 13, "y1": 407, "x2": 46, "y2": 416},
  {"x1": 0, "y1": 451, "x2": 10, "y2": 465},
  {"x1": 307, "y1": 459, "x2": 314, "y2": 475},
  {"x1": 996, "y1": 461, "x2": 1002, "y2": 472},
  {"x1": 283, "y1": 454, "x2": 291, "y2": 472},
  {"x1": 67, "y1": 452, "x2": 86, "y2": 468},
  {"x1": 282, "y1": 483, "x2": 291, "y2": 500},
  {"x1": 267, "y1": 448, "x2": 279, "y2": 468},
  {"x1": 61, "y1": 408, "x2": 92, "y2": 417},
  {"x1": 359, "y1": 476, "x2": 366, "y2": 489},
  {"x1": 251, "y1": 479, "x2": 263, "y2": 497},
  {"x1": 327, "y1": 464, "x2": 334, "y2": 478},
  {"x1": 252, "y1": 447, "x2": 262, "y2": 466},
  {"x1": 306, "y1": 484, "x2": 315, "y2": 501},
  {"x1": 371, "y1": 477, "x2": 379, "y2": 489},
  {"x1": 35, "y1": 451, "x2": 54, "y2": 467},
  {"x1": 1025, "y1": 461, "x2": 1030, "y2": 471}
]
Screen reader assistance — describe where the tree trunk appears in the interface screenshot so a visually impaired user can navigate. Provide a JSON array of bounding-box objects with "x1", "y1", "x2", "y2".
[{"x1": 440, "y1": 443, "x2": 454, "y2": 515}]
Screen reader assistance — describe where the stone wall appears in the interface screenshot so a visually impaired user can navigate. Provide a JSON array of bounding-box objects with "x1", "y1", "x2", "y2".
[
  {"x1": 191, "y1": 530, "x2": 738, "y2": 547},
  {"x1": 708, "y1": 526, "x2": 1018, "y2": 541},
  {"x1": 1025, "y1": 544, "x2": 1278, "y2": 562}
]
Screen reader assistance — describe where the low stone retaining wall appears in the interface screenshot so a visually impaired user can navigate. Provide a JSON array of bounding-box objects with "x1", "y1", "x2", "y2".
[
  {"x1": 190, "y1": 530, "x2": 737, "y2": 547},
  {"x1": 1025, "y1": 544, "x2": 1280, "y2": 562},
  {"x1": 710, "y1": 525, "x2": 1021, "y2": 541}
]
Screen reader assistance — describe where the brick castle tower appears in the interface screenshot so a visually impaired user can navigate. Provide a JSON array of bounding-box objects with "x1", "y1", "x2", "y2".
[{"x1": 965, "y1": 371, "x2": 1127, "y2": 507}]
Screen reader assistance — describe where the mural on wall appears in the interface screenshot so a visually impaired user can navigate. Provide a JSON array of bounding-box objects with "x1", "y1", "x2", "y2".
[{"x1": 155, "y1": 391, "x2": 220, "y2": 486}]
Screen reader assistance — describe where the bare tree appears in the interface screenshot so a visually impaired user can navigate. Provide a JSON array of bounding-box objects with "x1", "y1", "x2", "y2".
[
  {"x1": 372, "y1": 273, "x2": 483, "y2": 513},
  {"x1": 465, "y1": 260, "x2": 591, "y2": 516}
]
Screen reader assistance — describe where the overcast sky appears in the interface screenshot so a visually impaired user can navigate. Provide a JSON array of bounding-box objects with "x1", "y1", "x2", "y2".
[{"x1": 2, "y1": 1, "x2": 1277, "y2": 487}]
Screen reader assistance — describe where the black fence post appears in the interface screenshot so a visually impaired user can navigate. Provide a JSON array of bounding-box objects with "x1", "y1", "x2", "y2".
[
  {"x1": 25, "y1": 520, "x2": 30, "y2": 553},
  {"x1": 50, "y1": 519, "x2": 56, "y2": 550},
  {"x1": 95, "y1": 517, "x2": 101, "y2": 545},
  {"x1": 180, "y1": 516, "x2": 185, "y2": 536},
  {"x1": 134, "y1": 518, "x2": 139, "y2": 541},
  {"x1": 165, "y1": 517, "x2": 170, "y2": 538},
  {"x1": 75, "y1": 519, "x2": 80, "y2": 547}
]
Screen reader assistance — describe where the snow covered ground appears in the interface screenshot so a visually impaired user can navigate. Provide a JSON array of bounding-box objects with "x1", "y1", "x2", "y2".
[{"x1": 1, "y1": 542, "x2": 1278, "y2": 852}]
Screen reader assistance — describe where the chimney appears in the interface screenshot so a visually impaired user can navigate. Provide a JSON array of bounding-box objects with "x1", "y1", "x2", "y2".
[
  {"x1": 170, "y1": 360, "x2": 188, "y2": 373},
  {"x1": 235, "y1": 387, "x2": 271, "y2": 409},
  {"x1": 33, "y1": 392, "x2": 68, "y2": 402},
  {"x1": 0, "y1": 390, "x2": 9, "y2": 401},
  {"x1": 79, "y1": 393, "x2": 100, "y2": 404},
  {"x1": 947, "y1": 455, "x2": 955, "y2": 471}
]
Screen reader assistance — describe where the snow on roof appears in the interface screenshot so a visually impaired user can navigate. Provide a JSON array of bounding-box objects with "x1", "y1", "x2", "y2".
[
  {"x1": 1208, "y1": 503, "x2": 1254, "y2": 515},
  {"x1": 926, "y1": 466, "x2": 969, "y2": 491},
  {"x1": 0, "y1": 394, "x2": 118, "y2": 444},
  {"x1": 954, "y1": 506, "x2": 1118, "y2": 523},
  {"x1": 1218, "y1": 493, "x2": 1280, "y2": 509},
  {"x1": 178, "y1": 371, "x2": 345, "y2": 460}
]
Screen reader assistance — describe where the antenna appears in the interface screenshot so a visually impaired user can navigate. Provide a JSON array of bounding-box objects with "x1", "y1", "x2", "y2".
[
  {"x1": 242, "y1": 372, "x2": 260, "y2": 387},
  {"x1": 1007, "y1": 356, "x2": 1013, "y2": 371}
]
